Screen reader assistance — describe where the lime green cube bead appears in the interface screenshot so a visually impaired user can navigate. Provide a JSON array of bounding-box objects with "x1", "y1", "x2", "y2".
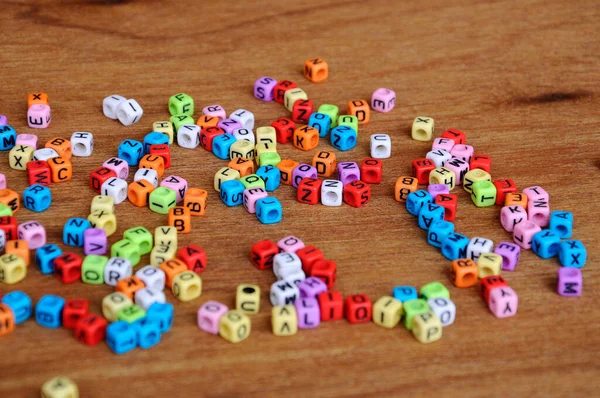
[
  {"x1": 402, "y1": 299, "x2": 430, "y2": 330},
  {"x1": 471, "y1": 180, "x2": 497, "y2": 207},
  {"x1": 111, "y1": 239, "x2": 141, "y2": 266},
  {"x1": 318, "y1": 104, "x2": 339, "y2": 128},
  {"x1": 170, "y1": 114, "x2": 195, "y2": 132},
  {"x1": 240, "y1": 174, "x2": 266, "y2": 190},
  {"x1": 123, "y1": 226, "x2": 153, "y2": 255},
  {"x1": 82, "y1": 255, "x2": 108, "y2": 284},
  {"x1": 337, "y1": 115, "x2": 358, "y2": 133},
  {"x1": 0, "y1": 203, "x2": 13, "y2": 216},
  {"x1": 258, "y1": 152, "x2": 282, "y2": 167},
  {"x1": 149, "y1": 187, "x2": 177, "y2": 214},
  {"x1": 117, "y1": 304, "x2": 146, "y2": 323},
  {"x1": 420, "y1": 282, "x2": 450, "y2": 300},
  {"x1": 168, "y1": 93, "x2": 194, "y2": 116}
]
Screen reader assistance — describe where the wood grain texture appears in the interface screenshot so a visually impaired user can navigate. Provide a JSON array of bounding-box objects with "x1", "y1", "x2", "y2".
[{"x1": 1, "y1": 0, "x2": 599, "y2": 396}]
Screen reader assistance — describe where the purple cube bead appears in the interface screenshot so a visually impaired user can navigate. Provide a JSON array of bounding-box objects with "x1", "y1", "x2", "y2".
[
  {"x1": 295, "y1": 298, "x2": 320, "y2": 329},
  {"x1": 254, "y1": 76, "x2": 278, "y2": 102},
  {"x1": 494, "y1": 242, "x2": 521, "y2": 271},
  {"x1": 0, "y1": 173, "x2": 5, "y2": 189},
  {"x1": 17, "y1": 221, "x2": 46, "y2": 249},
  {"x1": 298, "y1": 277, "x2": 328, "y2": 299},
  {"x1": 84, "y1": 228, "x2": 107, "y2": 255},
  {"x1": 202, "y1": 104, "x2": 226, "y2": 121},
  {"x1": 217, "y1": 118, "x2": 243, "y2": 135},
  {"x1": 160, "y1": 175, "x2": 188, "y2": 203},
  {"x1": 371, "y1": 88, "x2": 396, "y2": 113},
  {"x1": 27, "y1": 104, "x2": 51, "y2": 129},
  {"x1": 427, "y1": 184, "x2": 449, "y2": 200},
  {"x1": 292, "y1": 164, "x2": 317, "y2": 188},
  {"x1": 337, "y1": 161, "x2": 360, "y2": 186},
  {"x1": 557, "y1": 267, "x2": 582, "y2": 297},
  {"x1": 16, "y1": 134, "x2": 38, "y2": 149},
  {"x1": 0, "y1": 115, "x2": 7, "y2": 126}
]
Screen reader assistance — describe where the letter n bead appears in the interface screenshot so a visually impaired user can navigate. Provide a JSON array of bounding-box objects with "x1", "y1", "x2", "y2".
[
  {"x1": 250, "y1": 240, "x2": 278, "y2": 270},
  {"x1": 297, "y1": 178, "x2": 321, "y2": 205},
  {"x1": 304, "y1": 58, "x2": 328, "y2": 82}
]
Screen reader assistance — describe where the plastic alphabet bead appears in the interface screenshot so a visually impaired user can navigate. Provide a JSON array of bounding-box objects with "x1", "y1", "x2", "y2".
[
  {"x1": 0, "y1": 115, "x2": 6, "y2": 125},
  {"x1": 61, "y1": 298, "x2": 88, "y2": 330},
  {"x1": 135, "y1": 288, "x2": 166, "y2": 311},
  {"x1": 220, "y1": 180, "x2": 245, "y2": 207},
  {"x1": 168, "y1": 93, "x2": 194, "y2": 116},
  {"x1": 36, "y1": 243, "x2": 62, "y2": 274},
  {"x1": 412, "y1": 117, "x2": 434, "y2": 141},
  {"x1": 54, "y1": 252, "x2": 83, "y2": 284},
  {"x1": 26, "y1": 160, "x2": 50, "y2": 186},
  {"x1": 214, "y1": 167, "x2": 241, "y2": 192},
  {"x1": 441, "y1": 128, "x2": 466, "y2": 145},
  {"x1": 149, "y1": 187, "x2": 177, "y2": 214},
  {"x1": 345, "y1": 294, "x2": 372, "y2": 324},
  {"x1": 171, "y1": 115, "x2": 195, "y2": 133},
  {"x1": 371, "y1": 88, "x2": 396, "y2": 113},
  {"x1": 90, "y1": 167, "x2": 117, "y2": 194},
  {"x1": 254, "y1": 76, "x2": 278, "y2": 101},
  {"x1": 200, "y1": 127, "x2": 224, "y2": 152},
  {"x1": 284, "y1": 88, "x2": 308, "y2": 112},
  {"x1": 402, "y1": 299, "x2": 430, "y2": 330},
  {"x1": 441, "y1": 233, "x2": 469, "y2": 261},
  {"x1": 117, "y1": 139, "x2": 143, "y2": 167},
  {"x1": 317, "y1": 291, "x2": 343, "y2": 321},
  {"x1": 102, "y1": 177, "x2": 128, "y2": 204},
  {"x1": 330, "y1": 126, "x2": 357, "y2": 151},
  {"x1": 149, "y1": 144, "x2": 171, "y2": 168},
  {"x1": 269, "y1": 118, "x2": 294, "y2": 144},
  {"x1": 428, "y1": 184, "x2": 449, "y2": 200},
  {"x1": 471, "y1": 180, "x2": 497, "y2": 207},
  {"x1": 27, "y1": 104, "x2": 51, "y2": 128},
  {"x1": 134, "y1": 317, "x2": 162, "y2": 349},
  {"x1": 116, "y1": 99, "x2": 143, "y2": 126},
  {"x1": 337, "y1": 161, "x2": 360, "y2": 186},
  {"x1": 111, "y1": 239, "x2": 141, "y2": 266},
  {"x1": 466, "y1": 237, "x2": 494, "y2": 262},
  {"x1": 494, "y1": 242, "x2": 521, "y2": 271},
  {"x1": 117, "y1": 304, "x2": 146, "y2": 323},
  {"x1": 272, "y1": 80, "x2": 297, "y2": 104},
  {"x1": 101, "y1": 292, "x2": 132, "y2": 323},
  {"x1": 41, "y1": 376, "x2": 79, "y2": 398},
  {"x1": 217, "y1": 118, "x2": 243, "y2": 135},
  {"x1": 250, "y1": 240, "x2": 278, "y2": 270},
  {"x1": 128, "y1": 180, "x2": 154, "y2": 207},
  {"x1": 236, "y1": 284, "x2": 260, "y2": 314},
  {"x1": 493, "y1": 179, "x2": 517, "y2": 205},
  {"x1": 392, "y1": 286, "x2": 417, "y2": 303},
  {"x1": 229, "y1": 140, "x2": 254, "y2": 160},
  {"x1": 0, "y1": 204, "x2": 10, "y2": 217},
  {"x1": 0, "y1": 125, "x2": 17, "y2": 151},
  {"x1": 420, "y1": 282, "x2": 450, "y2": 300},
  {"x1": 71, "y1": 132, "x2": 94, "y2": 157},
  {"x1": 254, "y1": 142, "x2": 276, "y2": 160},
  {"x1": 291, "y1": 164, "x2": 317, "y2": 188},
  {"x1": 233, "y1": 128, "x2": 255, "y2": 145},
  {"x1": 104, "y1": 257, "x2": 133, "y2": 286},
  {"x1": 293, "y1": 125, "x2": 319, "y2": 151},
  {"x1": 271, "y1": 305, "x2": 298, "y2": 336},
  {"x1": 143, "y1": 132, "x2": 170, "y2": 155},
  {"x1": 36, "y1": 295, "x2": 65, "y2": 328},
  {"x1": 219, "y1": 310, "x2": 251, "y2": 343},
  {"x1": 418, "y1": 203, "x2": 445, "y2": 230},
  {"x1": 0, "y1": 304, "x2": 15, "y2": 335},
  {"x1": 292, "y1": 100, "x2": 313, "y2": 124},
  {"x1": 255, "y1": 197, "x2": 282, "y2": 224},
  {"x1": 445, "y1": 157, "x2": 469, "y2": 185},
  {"x1": 0, "y1": 174, "x2": 5, "y2": 190},
  {"x1": 270, "y1": 280, "x2": 300, "y2": 306},
  {"x1": 296, "y1": 298, "x2": 320, "y2": 329},
  {"x1": 427, "y1": 220, "x2": 455, "y2": 248},
  {"x1": 244, "y1": 187, "x2": 268, "y2": 213},
  {"x1": 450, "y1": 144, "x2": 474, "y2": 163},
  {"x1": 505, "y1": 192, "x2": 528, "y2": 208},
  {"x1": 297, "y1": 178, "x2": 321, "y2": 205},
  {"x1": 523, "y1": 186, "x2": 550, "y2": 227},
  {"x1": 412, "y1": 311, "x2": 442, "y2": 343},
  {"x1": 412, "y1": 158, "x2": 436, "y2": 185},
  {"x1": 549, "y1": 211, "x2": 573, "y2": 239},
  {"x1": 184, "y1": 188, "x2": 208, "y2": 217},
  {"x1": 22, "y1": 184, "x2": 51, "y2": 212},
  {"x1": 47, "y1": 157, "x2": 72, "y2": 183},
  {"x1": 477, "y1": 253, "x2": 502, "y2": 277},
  {"x1": 367, "y1": 134, "x2": 392, "y2": 159},
  {"x1": 532, "y1": 230, "x2": 561, "y2": 259},
  {"x1": 134, "y1": 266, "x2": 166, "y2": 292},
  {"x1": 81, "y1": 255, "x2": 108, "y2": 284},
  {"x1": 344, "y1": 180, "x2": 371, "y2": 208},
  {"x1": 33, "y1": 148, "x2": 58, "y2": 161},
  {"x1": 212, "y1": 134, "x2": 236, "y2": 160},
  {"x1": 277, "y1": 159, "x2": 299, "y2": 186},
  {"x1": 1, "y1": 291, "x2": 32, "y2": 324},
  {"x1": 559, "y1": 240, "x2": 586, "y2": 268},
  {"x1": 28, "y1": 92, "x2": 49, "y2": 107},
  {"x1": 317, "y1": 180, "x2": 341, "y2": 207},
  {"x1": 304, "y1": 57, "x2": 328, "y2": 82},
  {"x1": 9, "y1": 145, "x2": 34, "y2": 170},
  {"x1": 63, "y1": 218, "x2": 91, "y2": 247},
  {"x1": 5, "y1": 240, "x2": 29, "y2": 266},
  {"x1": 147, "y1": 302, "x2": 174, "y2": 333},
  {"x1": 106, "y1": 321, "x2": 137, "y2": 354},
  {"x1": 74, "y1": 313, "x2": 107, "y2": 346},
  {"x1": 372, "y1": 296, "x2": 402, "y2": 328},
  {"x1": 198, "y1": 301, "x2": 229, "y2": 334},
  {"x1": 557, "y1": 268, "x2": 582, "y2": 297},
  {"x1": 0, "y1": 216, "x2": 17, "y2": 241},
  {"x1": 501, "y1": 205, "x2": 527, "y2": 232},
  {"x1": 480, "y1": 275, "x2": 508, "y2": 302},
  {"x1": 513, "y1": 220, "x2": 541, "y2": 250},
  {"x1": 360, "y1": 159, "x2": 382, "y2": 184},
  {"x1": 202, "y1": 104, "x2": 226, "y2": 120},
  {"x1": 17, "y1": 133, "x2": 38, "y2": 149},
  {"x1": 338, "y1": 115, "x2": 358, "y2": 133},
  {"x1": 139, "y1": 154, "x2": 165, "y2": 177},
  {"x1": 394, "y1": 176, "x2": 418, "y2": 203},
  {"x1": 432, "y1": 137, "x2": 455, "y2": 152},
  {"x1": 347, "y1": 99, "x2": 370, "y2": 124},
  {"x1": 103, "y1": 94, "x2": 126, "y2": 119},
  {"x1": 427, "y1": 297, "x2": 456, "y2": 327},
  {"x1": 259, "y1": 152, "x2": 282, "y2": 168},
  {"x1": 154, "y1": 225, "x2": 177, "y2": 248},
  {"x1": 308, "y1": 113, "x2": 331, "y2": 138},
  {"x1": 87, "y1": 210, "x2": 117, "y2": 236},
  {"x1": 488, "y1": 286, "x2": 518, "y2": 318},
  {"x1": 406, "y1": 190, "x2": 433, "y2": 216},
  {"x1": 197, "y1": 115, "x2": 219, "y2": 130},
  {"x1": 172, "y1": 271, "x2": 202, "y2": 302},
  {"x1": 177, "y1": 245, "x2": 207, "y2": 274},
  {"x1": 151, "y1": 244, "x2": 177, "y2": 267},
  {"x1": 274, "y1": 252, "x2": 303, "y2": 280},
  {"x1": 298, "y1": 277, "x2": 327, "y2": 299},
  {"x1": 168, "y1": 207, "x2": 191, "y2": 233},
  {"x1": 463, "y1": 169, "x2": 491, "y2": 194}
]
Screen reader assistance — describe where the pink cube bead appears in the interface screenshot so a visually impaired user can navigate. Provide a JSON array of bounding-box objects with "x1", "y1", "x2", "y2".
[
  {"x1": 217, "y1": 118, "x2": 243, "y2": 135},
  {"x1": 295, "y1": 297, "x2": 320, "y2": 329},
  {"x1": 450, "y1": 144, "x2": 474, "y2": 163},
  {"x1": 277, "y1": 235, "x2": 305, "y2": 253},
  {"x1": 298, "y1": 277, "x2": 328, "y2": 299},
  {"x1": 557, "y1": 267, "x2": 582, "y2": 297},
  {"x1": 0, "y1": 173, "x2": 5, "y2": 189},
  {"x1": 243, "y1": 188, "x2": 268, "y2": 214},
  {"x1": 202, "y1": 104, "x2": 226, "y2": 121},
  {"x1": 500, "y1": 205, "x2": 527, "y2": 232},
  {"x1": 524, "y1": 187, "x2": 550, "y2": 227},
  {"x1": 160, "y1": 175, "x2": 188, "y2": 203},
  {"x1": 84, "y1": 228, "x2": 107, "y2": 255},
  {"x1": 494, "y1": 242, "x2": 521, "y2": 271},
  {"x1": 27, "y1": 104, "x2": 51, "y2": 129},
  {"x1": 432, "y1": 137, "x2": 455, "y2": 152},
  {"x1": 513, "y1": 220, "x2": 542, "y2": 249},
  {"x1": 488, "y1": 286, "x2": 518, "y2": 318},
  {"x1": 522, "y1": 186, "x2": 548, "y2": 201},
  {"x1": 102, "y1": 157, "x2": 129, "y2": 180},
  {"x1": 427, "y1": 184, "x2": 449, "y2": 200},
  {"x1": 254, "y1": 76, "x2": 278, "y2": 102},
  {"x1": 197, "y1": 301, "x2": 229, "y2": 334},
  {"x1": 292, "y1": 164, "x2": 318, "y2": 188},
  {"x1": 445, "y1": 157, "x2": 470, "y2": 185},
  {"x1": 371, "y1": 88, "x2": 396, "y2": 113},
  {"x1": 0, "y1": 115, "x2": 7, "y2": 126},
  {"x1": 16, "y1": 134, "x2": 38, "y2": 149},
  {"x1": 17, "y1": 221, "x2": 46, "y2": 249},
  {"x1": 337, "y1": 161, "x2": 360, "y2": 186}
]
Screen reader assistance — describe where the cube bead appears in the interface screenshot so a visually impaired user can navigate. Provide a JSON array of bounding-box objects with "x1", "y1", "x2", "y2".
[
  {"x1": 219, "y1": 310, "x2": 251, "y2": 343},
  {"x1": 198, "y1": 301, "x2": 228, "y2": 334},
  {"x1": 557, "y1": 267, "x2": 582, "y2": 297}
]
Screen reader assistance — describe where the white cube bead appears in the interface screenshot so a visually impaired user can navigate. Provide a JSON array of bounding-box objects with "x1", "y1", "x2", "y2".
[
  {"x1": 229, "y1": 109, "x2": 255, "y2": 130},
  {"x1": 71, "y1": 132, "x2": 94, "y2": 157},
  {"x1": 103, "y1": 94, "x2": 126, "y2": 119},
  {"x1": 116, "y1": 99, "x2": 143, "y2": 126},
  {"x1": 370, "y1": 134, "x2": 391, "y2": 159},
  {"x1": 270, "y1": 280, "x2": 300, "y2": 306},
  {"x1": 283, "y1": 270, "x2": 306, "y2": 286},
  {"x1": 233, "y1": 128, "x2": 255, "y2": 144},
  {"x1": 427, "y1": 297, "x2": 456, "y2": 326},
  {"x1": 321, "y1": 180, "x2": 343, "y2": 206},
  {"x1": 0, "y1": 230, "x2": 5, "y2": 252},
  {"x1": 177, "y1": 124, "x2": 200, "y2": 149},
  {"x1": 466, "y1": 237, "x2": 494, "y2": 262},
  {"x1": 103, "y1": 257, "x2": 133, "y2": 286},
  {"x1": 426, "y1": 149, "x2": 452, "y2": 168},
  {"x1": 33, "y1": 148, "x2": 59, "y2": 161},
  {"x1": 273, "y1": 252, "x2": 302, "y2": 280},
  {"x1": 101, "y1": 177, "x2": 128, "y2": 204},
  {"x1": 135, "y1": 265, "x2": 166, "y2": 291},
  {"x1": 134, "y1": 287, "x2": 166, "y2": 311},
  {"x1": 134, "y1": 168, "x2": 159, "y2": 188}
]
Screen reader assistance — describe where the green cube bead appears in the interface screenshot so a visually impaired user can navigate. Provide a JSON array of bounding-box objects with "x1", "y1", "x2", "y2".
[
  {"x1": 402, "y1": 299, "x2": 430, "y2": 330},
  {"x1": 318, "y1": 104, "x2": 339, "y2": 128},
  {"x1": 258, "y1": 152, "x2": 281, "y2": 167},
  {"x1": 117, "y1": 304, "x2": 146, "y2": 323},
  {"x1": 337, "y1": 115, "x2": 358, "y2": 133},
  {"x1": 240, "y1": 174, "x2": 266, "y2": 190},
  {"x1": 420, "y1": 282, "x2": 450, "y2": 300},
  {"x1": 149, "y1": 187, "x2": 177, "y2": 214},
  {"x1": 0, "y1": 203, "x2": 13, "y2": 216},
  {"x1": 82, "y1": 255, "x2": 108, "y2": 284},
  {"x1": 170, "y1": 114, "x2": 195, "y2": 132},
  {"x1": 471, "y1": 180, "x2": 497, "y2": 207},
  {"x1": 168, "y1": 93, "x2": 194, "y2": 116},
  {"x1": 123, "y1": 226, "x2": 153, "y2": 255},
  {"x1": 111, "y1": 239, "x2": 141, "y2": 266}
]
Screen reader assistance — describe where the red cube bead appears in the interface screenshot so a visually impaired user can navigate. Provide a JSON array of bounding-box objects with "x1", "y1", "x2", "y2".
[
  {"x1": 90, "y1": 167, "x2": 117, "y2": 193},
  {"x1": 199, "y1": 127, "x2": 225, "y2": 151},
  {"x1": 272, "y1": 80, "x2": 297, "y2": 104},
  {"x1": 360, "y1": 158, "x2": 383, "y2": 184},
  {"x1": 291, "y1": 99, "x2": 313, "y2": 124},
  {"x1": 271, "y1": 118, "x2": 296, "y2": 144},
  {"x1": 54, "y1": 252, "x2": 83, "y2": 284},
  {"x1": 26, "y1": 160, "x2": 51, "y2": 186},
  {"x1": 470, "y1": 154, "x2": 491, "y2": 173},
  {"x1": 310, "y1": 259, "x2": 336, "y2": 289},
  {"x1": 343, "y1": 180, "x2": 371, "y2": 208},
  {"x1": 411, "y1": 158, "x2": 436, "y2": 185},
  {"x1": 297, "y1": 245, "x2": 325, "y2": 274},
  {"x1": 480, "y1": 275, "x2": 508, "y2": 302},
  {"x1": 149, "y1": 144, "x2": 171, "y2": 168},
  {"x1": 250, "y1": 240, "x2": 278, "y2": 270},
  {"x1": 74, "y1": 313, "x2": 107, "y2": 346},
  {"x1": 0, "y1": 216, "x2": 17, "y2": 240},
  {"x1": 493, "y1": 179, "x2": 517, "y2": 206},
  {"x1": 62, "y1": 298, "x2": 89, "y2": 329},
  {"x1": 344, "y1": 294, "x2": 372, "y2": 324},
  {"x1": 177, "y1": 244, "x2": 207, "y2": 273},
  {"x1": 297, "y1": 177, "x2": 322, "y2": 205},
  {"x1": 441, "y1": 128, "x2": 466, "y2": 145},
  {"x1": 435, "y1": 193, "x2": 458, "y2": 221},
  {"x1": 318, "y1": 291, "x2": 344, "y2": 321}
]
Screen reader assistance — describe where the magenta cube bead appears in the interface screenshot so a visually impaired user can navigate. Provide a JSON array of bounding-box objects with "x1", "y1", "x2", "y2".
[
  {"x1": 298, "y1": 277, "x2": 328, "y2": 299},
  {"x1": 557, "y1": 267, "x2": 582, "y2": 297},
  {"x1": 27, "y1": 104, "x2": 51, "y2": 129},
  {"x1": 337, "y1": 161, "x2": 360, "y2": 186},
  {"x1": 427, "y1": 184, "x2": 449, "y2": 200},
  {"x1": 84, "y1": 228, "x2": 107, "y2": 255},
  {"x1": 254, "y1": 76, "x2": 278, "y2": 102},
  {"x1": 292, "y1": 164, "x2": 317, "y2": 188},
  {"x1": 500, "y1": 205, "x2": 527, "y2": 232},
  {"x1": 202, "y1": 104, "x2": 226, "y2": 121},
  {"x1": 432, "y1": 137, "x2": 455, "y2": 152},
  {"x1": 197, "y1": 301, "x2": 229, "y2": 334},
  {"x1": 277, "y1": 235, "x2": 305, "y2": 253},
  {"x1": 488, "y1": 286, "x2": 518, "y2": 318},
  {"x1": 494, "y1": 242, "x2": 521, "y2": 271},
  {"x1": 445, "y1": 157, "x2": 470, "y2": 185},
  {"x1": 371, "y1": 88, "x2": 396, "y2": 113},
  {"x1": 217, "y1": 118, "x2": 243, "y2": 135},
  {"x1": 243, "y1": 188, "x2": 268, "y2": 214},
  {"x1": 450, "y1": 144, "x2": 474, "y2": 163},
  {"x1": 0, "y1": 173, "x2": 5, "y2": 189},
  {"x1": 513, "y1": 220, "x2": 542, "y2": 250},
  {"x1": 16, "y1": 134, "x2": 38, "y2": 149},
  {"x1": 102, "y1": 157, "x2": 129, "y2": 180},
  {"x1": 160, "y1": 175, "x2": 188, "y2": 203},
  {"x1": 17, "y1": 221, "x2": 46, "y2": 249},
  {"x1": 295, "y1": 298, "x2": 321, "y2": 329},
  {"x1": 0, "y1": 115, "x2": 7, "y2": 126}
]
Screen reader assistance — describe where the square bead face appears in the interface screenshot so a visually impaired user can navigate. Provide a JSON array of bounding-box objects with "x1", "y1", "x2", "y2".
[
  {"x1": 557, "y1": 267, "x2": 582, "y2": 297},
  {"x1": 371, "y1": 88, "x2": 396, "y2": 113},
  {"x1": 295, "y1": 298, "x2": 320, "y2": 329},
  {"x1": 488, "y1": 287, "x2": 518, "y2": 318},
  {"x1": 103, "y1": 94, "x2": 126, "y2": 119},
  {"x1": 27, "y1": 104, "x2": 51, "y2": 129},
  {"x1": 412, "y1": 117, "x2": 434, "y2": 141},
  {"x1": 198, "y1": 301, "x2": 229, "y2": 334},
  {"x1": 559, "y1": 240, "x2": 586, "y2": 268},
  {"x1": 116, "y1": 99, "x2": 143, "y2": 126},
  {"x1": 494, "y1": 242, "x2": 521, "y2": 271},
  {"x1": 254, "y1": 76, "x2": 278, "y2": 101}
]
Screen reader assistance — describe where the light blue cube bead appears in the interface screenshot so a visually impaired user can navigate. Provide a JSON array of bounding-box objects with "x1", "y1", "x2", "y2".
[
  {"x1": 406, "y1": 190, "x2": 433, "y2": 216},
  {"x1": 393, "y1": 286, "x2": 418, "y2": 302},
  {"x1": 63, "y1": 217, "x2": 91, "y2": 247},
  {"x1": 1, "y1": 291, "x2": 32, "y2": 324},
  {"x1": 308, "y1": 113, "x2": 331, "y2": 138},
  {"x1": 549, "y1": 211, "x2": 573, "y2": 239},
  {"x1": 330, "y1": 126, "x2": 357, "y2": 151},
  {"x1": 532, "y1": 229, "x2": 561, "y2": 259},
  {"x1": 220, "y1": 180, "x2": 245, "y2": 207},
  {"x1": 256, "y1": 197, "x2": 282, "y2": 224},
  {"x1": 441, "y1": 233, "x2": 469, "y2": 261},
  {"x1": 559, "y1": 240, "x2": 586, "y2": 268},
  {"x1": 36, "y1": 243, "x2": 63, "y2": 274},
  {"x1": 0, "y1": 125, "x2": 17, "y2": 151},
  {"x1": 212, "y1": 134, "x2": 236, "y2": 160},
  {"x1": 146, "y1": 302, "x2": 174, "y2": 333},
  {"x1": 106, "y1": 321, "x2": 138, "y2": 354},
  {"x1": 256, "y1": 165, "x2": 281, "y2": 192},
  {"x1": 134, "y1": 317, "x2": 162, "y2": 349},
  {"x1": 22, "y1": 184, "x2": 52, "y2": 212},
  {"x1": 118, "y1": 139, "x2": 144, "y2": 166},
  {"x1": 143, "y1": 132, "x2": 170, "y2": 153},
  {"x1": 428, "y1": 220, "x2": 455, "y2": 248},
  {"x1": 35, "y1": 295, "x2": 65, "y2": 328},
  {"x1": 418, "y1": 203, "x2": 445, "y2": 230}
]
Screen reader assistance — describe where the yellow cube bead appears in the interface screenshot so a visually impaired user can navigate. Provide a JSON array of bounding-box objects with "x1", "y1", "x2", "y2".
[
  {"x1": 87, "y1": 210, "x2": 117, "y2": 237},
  {"x1": 150, "y1": 244, "x2": 176, "y2": 267},
  {"x1": 412, "y1": 116, "x2": 435, "y2": 141},
  {"x1": 219, "y1": 310, "x2": 251, "y2": 343},
  {"x1": 229, "y1": 140, "x2": 254, "y2": 160},
  {"x1": 236, "y1": 284, "x2": 260, "y2": 314},
  {"x1": 172, "y1": 271, "x2": 202, "y2": 302},
  {"x1": 41, "y1": 376, "x2": 79, "y2": 398},
  {"x1": 284, "y1": 88, "x2": 308, "y2": 112},
  {"x1": 254, "y1": 142, "x2": 277, "y2": 160},
  {"x1": 154, "y1": 226, "x2": 177, "y2": 249},
  {"x1": 90, "y1": 195, "x2": 115, "y2": 214},
  {"x1": 0, "y1": 253, "x2": 27, "y2": 284},
  {"x1": 372, "y1": 296, "x2": 403, "y2": 329},
  {"x1": 477, "y1": 253, "x2": 502, "y2": 278},
  {"x1": 256, "y1": 126, "x2": 277, "y2": 144},
  {"x1": 429, "y1": 167, "x2": 456, "y2": 191},
  {"x1": 214, "y1": 167, "x2": 240, "y2": 192},
  {"x1": 271, "y1": 305, "x2": 298, "y2": 336},
  {"x1": 152, "y1": 121, "x2": 174, "y2": 144},
  {"x1": 102, "y1": 292, "x2": 133, "y2": 322},
  {"x1": 412, "y1": 311, "x2": 443, "y2": 344},
  {"x1": 463, "y1": 169, "x2": 492, "y2": 194},
  {"x1": 9, "y1": 145, "x2": 34, "y2": 170}
]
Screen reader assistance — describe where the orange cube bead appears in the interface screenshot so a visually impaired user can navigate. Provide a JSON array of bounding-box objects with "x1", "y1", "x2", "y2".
[
  {"x1": 228, "y1": 157, "x2": 254, "y2": 177},
  {"x1": 0, "y1": 304, "x2": 16, "y2": 336},
  {"x1": 0, "y1": 189, "x2": 19, "y2": 213},
  {"x1": 45, "y1": 137, "x2": 72, "y2": 160},
  {"x1": 293, "y1": 125, "x2": 319, "y2": 151},
  {"x1": 28, "y1": 92, "x2": 49, "y2": 108},
  {"x1": 303, "y1": 58, "x2": 328, "y2": 83},
  {"x1": 451, "y1": 258, "x2": 478, "y2": 288},
  {"x1": 139, "y1": 154, "x2": 165, "y2": 178},
  {"x1": 168, "y1": 206, "x2": 191, "y2": 234},
  {"x1": 128, "y1": 180, "x2": 154, "y2": 207},
  {"x1": 277, "y1": 159, "x2": 299, "y2": 186},
  {"x1": 115, "y1": 276, "x2": 145, "y2": 299},
  {"x1": 184, "y1": 188, "x2": 207, "y2": 217},
  {"x1": 47, "y1": 157, "x2": 73, "y2": 183},
  {"x1": 347, "y1": 99, "x2": 370, "y2": 125},
  {"x1": 197, "y1": 115, "x2": 219, "y2": 130},
  {"x1": 505, "y1": 192, "x2": 528, "y2": 208},
  {"x1": 5, "y1": 240, "x2": 29, "y2": 266},
  {"x1": 159, "y1": 258, "x2": 188, "y2": 287},
  {"x1": 312, "y1": 151, "x2": 336, "y2": 177},
  {"x1": 394, "y1": 176, "x2": 418, "y2": 203}
]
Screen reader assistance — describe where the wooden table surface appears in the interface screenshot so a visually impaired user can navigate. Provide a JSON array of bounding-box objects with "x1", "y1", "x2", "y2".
[{"x1": 1, "y1": 0, "x2": 599, "y2": 396}]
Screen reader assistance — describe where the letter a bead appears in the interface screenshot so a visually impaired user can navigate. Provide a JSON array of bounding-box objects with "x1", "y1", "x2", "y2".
[{"x1": 272, "y1": 305, "x2": 298, "y2": 336}]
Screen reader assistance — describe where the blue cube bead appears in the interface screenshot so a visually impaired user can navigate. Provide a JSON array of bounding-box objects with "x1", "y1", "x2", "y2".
[
  {"x1": 134, "y1": 317, "x2": 162, "y2": 349},
  {"x1": 256, "y1": 165, "x2": 281, "y2": 192},
  {"x1": 441, "y1": 233, "x2": 469, "y2": 260},
  {"x1": 549, "y1": 211, "x2": 573, "y2": 239},
  {"x1": 220, "y1": 180, "x2": 245, "y2": 207},
  {"x1": 63, "y1": 217, "x2": 91, "y2": 247},
  {"x1": 212, "y1": 134, "x2": 236, "y2": 160},
  {"x1": 559, "y1": 240, "x2": 586, "y2": 268},
  {"x1": 393, "y1": 286, "x2": 418, "y2": 302},
  {"x1": 256, "y1": 197, "x2": 282, "y2": 224},
  {"x1": 22, "y1": 184, "x2": 52, "y2": 212},
  {"x1": 0, "y1": 125, "x2": 17, "y2": 151},
  {"x1": 106, "y1": 321, "x2": 138, "y2": 354},
  {"x1": 146, "y1": 302, "x2": 174, "y2": 333},
  {"x1": 330, "y1": 125, "x2": 357, "y2": 151},
  {"x1": 1, "y1": 290, "x2": 32, "y2": 324},
  {"x1": 532, "y1": 229, "x2": 561, "y2": 259},
  {"x1": 308, "y1": 112, "x2": 332, "y2": 138},
  {"x1": 418, "y1": 203, "x2": 445, "y2": 230},
  {"x1": 118, "y1": 139, "x2": 144, "y2": 166},
  {"x1": 143, "y1": 132, "x2": 170, "y2": 153},
  {"x1": 428, "y1": 220, "x2": 455, "y2": 248},
  {"x1": 406, "y1": 190, "x2": 433, "y2": 216},
  {"x1": 36, "y1": 243, "x2": 63, "y2": 274},
  {"x1": 35, "y1": 295, "x2": 65, "y2": 328}
]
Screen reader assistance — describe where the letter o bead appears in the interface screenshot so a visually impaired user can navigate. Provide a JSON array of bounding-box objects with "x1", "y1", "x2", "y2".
[
  {"x1": 219, "y1": 310, "x2": 251, "y2": 343},
  {"x1": 172, "y1": 271, "x2": 202, "y2": 302},
  {"x1": 198, "y1": 301, "x2": 228, "y2": 334}
]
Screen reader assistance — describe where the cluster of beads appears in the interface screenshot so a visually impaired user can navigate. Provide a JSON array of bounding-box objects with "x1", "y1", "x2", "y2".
[{"x1": 102, "y1": 94, "x2": 144, "y2": 126}]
